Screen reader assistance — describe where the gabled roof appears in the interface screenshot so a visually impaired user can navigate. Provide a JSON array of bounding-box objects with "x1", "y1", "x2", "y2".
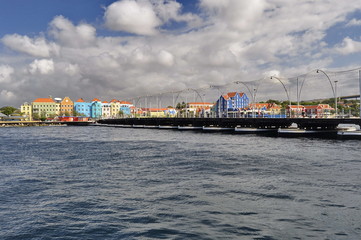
[
  {"x1": 92, "y1": 98, "x2": 101, "y2": 102},
  {"x1": 222, "y1": 92, "x2": 246, "y2": 100},
  {"x1": 33, "y1": 98, "x2": 55, "y2": 103},
  {"x1": 76, "y1": 98, "x2": 85, "y2": 102},
  {"x1": 227, "y1": 92, "x2": 237, "y2": 98},
  {"x1": 110, "y1": 99, "x2": 119, "y2": 103}
]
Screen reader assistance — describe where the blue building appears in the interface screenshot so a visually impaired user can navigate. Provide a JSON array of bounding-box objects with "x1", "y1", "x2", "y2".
[
  {"x1": 213, "y1": 92, "x2": 249, "y2": 117},
  {"x1": 91, "y1": 98, "x2": 102, "y2": 119},
  {"x1": 119, "y1": 101, "x2": 132, "y2": 116},
  {"x1": 74, "y1": 98, "x2": 91, "y2": 117}
]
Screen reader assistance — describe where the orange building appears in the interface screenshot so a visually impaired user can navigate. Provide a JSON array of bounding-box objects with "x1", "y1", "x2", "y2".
[{"x1": 60, "y1": 97, "x2": 74, "y2": 116}]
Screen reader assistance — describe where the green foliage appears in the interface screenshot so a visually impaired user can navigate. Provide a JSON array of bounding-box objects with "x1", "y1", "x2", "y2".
[
  {"x1": 40, "y1": 112, "x2": 47, "y2": 121},
  {"x1": 176, "y1": 102, "x2": 186, "y2": 109},
  {"x1": 0, "y1": 106, "x2": 18, "y2": 116},
  {"x1": 266, "y1": 99, "x2": 281, "y2": 105},
  {"x1": 32, "y1": 113, "x2": 40, "y2": 120}
]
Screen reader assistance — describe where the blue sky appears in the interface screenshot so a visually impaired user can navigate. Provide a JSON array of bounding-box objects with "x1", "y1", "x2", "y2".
[{"x1": 0, "y1": 0, "x2": 361, "y2": 107}]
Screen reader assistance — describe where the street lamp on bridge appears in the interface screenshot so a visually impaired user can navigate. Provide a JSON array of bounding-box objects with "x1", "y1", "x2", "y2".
[
  {"x1": 316, "y1": 69, "x2": 337, "y2": 118},
  {"x1": 270, "y1": 76, "x2": 291, "y2": 117}
]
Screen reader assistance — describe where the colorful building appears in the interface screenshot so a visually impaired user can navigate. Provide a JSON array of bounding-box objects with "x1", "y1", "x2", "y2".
[
  {"x1": 20, "y1": 102, "x2": 32, "y2": 121},
  {"x1": 213, "y1": 92, "x2": 249, "y2": 117},
  {"x1": 102, "y1": 101, "x2": 111, "y2": 118},
  {"x1": 186, "y1": 102, "x2": 214, "y2": 117},
  {"x1": 32, "y1": 97, "x2": 60, "y2": 119},
  {"x1": 109, "y1": 99, "x2": 120, "y2": 118},
  {"x1": 91, "y1": 98, "x2": 102, "y2": 119},
  {"x1": 249, "y1": 103, "x2": 282, "y2": 117},
  {"x1": 305, "y1": 104, "x2": 333, "y2": 118},
  {"x1": 74, "y1": 98, "x2": 91, "y2": 117},
  {"x1": 60, "y1": 97, "x2": 74, "y2": 116},
  {"x1": 119, "y1": 101, "x2": 133, "y2": 116}
]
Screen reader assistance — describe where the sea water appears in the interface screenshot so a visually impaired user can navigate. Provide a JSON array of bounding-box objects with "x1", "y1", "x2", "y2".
[{"x1": 0, "y1": 126, "x2": 360, "y2": 239}]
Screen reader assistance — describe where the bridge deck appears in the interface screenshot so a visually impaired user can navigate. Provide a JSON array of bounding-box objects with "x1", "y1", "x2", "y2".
[{"x1": 99, "y1": 117, "x2": 361, "y2": 130}]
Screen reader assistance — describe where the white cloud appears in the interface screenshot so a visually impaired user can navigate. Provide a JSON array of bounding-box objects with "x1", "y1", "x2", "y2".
[
  {"x1": 1, "y1": 0, "x2": 361, "y2": 107},
  {"x1": 0, "y1": 90, "x2": 15, "y2": 100},
  {"x1": 200, "y1": 0, "x2": 267, "y2": 31},
  {"x1": 0, "y1": 65, "x2": 14, "y2": 83},
  {"x1": 49, "y1": 15, "x2": 96, "y2": 48},
  {"x1": 153, "y1": 0, "x2": 201, "y2": 27},
  {"x1": 104, "y1": 0, "x2": 161, "y2": 35},
  {"x1": 346, "y1": 18, "x2": 361, "y2": 27},
  {"x1": 1, "y1": 34, "x2": 59, "y2": 57},
  {"x1": 335, "y1": 37, "x2": 361, "y2": 55},
  {"x1": 28, "y1": 59, "x2": 55, "y2": 75},
  {"x1": 157, "y1": 50, "x2": 174, "y2": 66}
]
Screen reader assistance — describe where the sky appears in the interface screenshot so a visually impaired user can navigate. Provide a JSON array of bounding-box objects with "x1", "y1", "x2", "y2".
[{"x1": 1, "y1": 0, "x2": 361, "y2": 107}]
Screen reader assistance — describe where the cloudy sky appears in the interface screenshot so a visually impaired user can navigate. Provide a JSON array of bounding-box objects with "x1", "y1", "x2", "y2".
[{"x1": 1, "y1": 0, "x2": 361, "y2": 107}]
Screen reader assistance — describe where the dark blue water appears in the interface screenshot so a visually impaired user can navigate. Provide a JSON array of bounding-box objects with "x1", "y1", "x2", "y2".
[{"x1": 0, "y1": 126, "x2": 360, "y2": 239}]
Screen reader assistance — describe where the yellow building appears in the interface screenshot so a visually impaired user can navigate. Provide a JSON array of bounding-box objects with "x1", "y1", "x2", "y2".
[
  {"x1": 60, "y1": 97, "x2": 74, "y2": 116},
  {"x1": 110, "y1": 99, "x2": 121, "y2": 118},
  {"x1": 32, "y1": 97, "x2": 60, "y2": 119},
  {"x1": 20, "y1": 102, "x2": 32, "y2": 121}
]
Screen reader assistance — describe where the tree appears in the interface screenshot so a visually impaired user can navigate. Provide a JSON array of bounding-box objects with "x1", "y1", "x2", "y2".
[
  {"x1": 40, "y1": 112, "x2": 47, "y2": 121},
  {"x1": 33, "y1": 113, "x2": 40, "y2": 120},
  {"x1": 176, "y1": 102, "x2": 186, "y2": 109},
  {"x1": 0, "y1": 106, "x2": 18, "y2": 116}
]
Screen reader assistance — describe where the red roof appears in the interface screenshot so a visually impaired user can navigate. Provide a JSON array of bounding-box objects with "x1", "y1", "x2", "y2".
[
  {"x1": 76, "y1": 98, "x2": 85, "y2": 102},
  {"x1": 188, "y1": 102, "x2": 213, "y2": 105},
  {"x1": 110, "y1": 99, "x2": 119, "y2": 103},
  {"x1": 92, "y1": 98, "x2": 100, "y2": 102},
  {"x1": 227, "y1": 92, "x2": 237, "y2": 98},
  {"x1": 120, "y1": 101, "x2": 132, "y2": 105},
  {"x1": 33, "y1": 98, "x2": 55, "y2": 103},
  {"x1": 102, "y1": 101, "x2": 109, "y2": 103},
  {"x1": 222, "y1": 92, "x2": 245, "y2": 100}
]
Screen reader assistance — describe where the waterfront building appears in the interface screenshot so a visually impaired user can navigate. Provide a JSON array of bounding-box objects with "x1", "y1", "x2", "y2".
[
  {"x1": 91, "y1": 98, "x2": 102, "y2": 119},
  {"x1": 60, "y1": 97, "x2": 74, "y2": 116},
  {"x1": 213, "y1": 92, "x2": 249, "y2": 117},
  {"x1": 249, "y1": 103, "x2": 282, "y2": 117},
  {"x1": 186, "y1": 102, "x2": 214, "y2": 117},
  {"x1": 0, "y1": 112, "x2": 7, "y2": 120},
  {"x1": 20, "y1": 102, "x2": 33, "y2": 121},
  {"x1": 74, "y1": 98, "x2": 91, "y2": 117},
  {"x1": 304, "y1": 104, "x2": 333, "y2": 118},
  {"x1": 119, "y1": 101, "x2": 133, "y2": 116},
  {"x1": 102, "y1": 101, "x2": 111, "y2": 119},
  {"x1": 110, "y1": 99, "x2": 121, "y2": 118},
  {"x1": 287, "y1": 105, "x2": 305, "y2": 118},
  {"x1": 32, "y1": 97, "x2": 60, "y2": 119}
]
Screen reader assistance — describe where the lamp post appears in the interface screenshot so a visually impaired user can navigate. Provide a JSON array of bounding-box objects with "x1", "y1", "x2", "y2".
[
  {"x1": 316, "y1": 69, "x2": 337, "y2": 118},
  {"x1": 270, "y1": 76, "x2": 291, "y2": 117},
  {"x1": 334, "y1": 80, "x2": 338, "y2": 118},
  {"x1": 359, "y1": 70, "x2": 361, "y2": 118}
]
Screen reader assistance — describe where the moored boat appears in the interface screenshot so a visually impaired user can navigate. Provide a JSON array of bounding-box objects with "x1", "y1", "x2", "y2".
[
  {"x1": 235, "y1": 127, "x2": 278, "y2": 134},
  {"x1": 158, "y1": 125, "x2": 178, "y2": 129},
  {"x1": 202, "y1": 126, "x2": 234, "y2": 131},
  {"x1": 178, "y1": 126, "x2": 203, "y2": 130}
]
